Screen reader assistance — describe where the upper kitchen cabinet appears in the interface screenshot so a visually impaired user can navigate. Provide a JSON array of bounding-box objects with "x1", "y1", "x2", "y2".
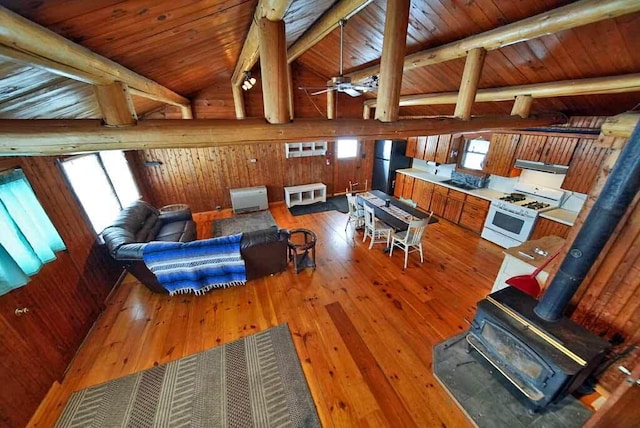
[
  {"x1": 406, "y1": 137, "x2": 418, "y2": 158},
  {"x1": 422, "y1": 136, "x2": 439, "y2": 162},
  {"x1": 513, "y1": 134, "x2": 579, "y2": 166},
  {"x1": 562, "y1": 138, "x2": 612, "y2": 194},
  {"x1": 483, "y1": 133, "x2": 522, "y2": 177},
  {"x1": 514, "y1": 134, "x2": 548, "y2": 161},
  {"x1": 435, "y1": 134, "x2": 461, "y2": 165}
]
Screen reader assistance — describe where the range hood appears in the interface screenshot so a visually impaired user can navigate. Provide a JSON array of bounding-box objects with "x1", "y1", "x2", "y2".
[{"x1": 514, "y1": 159, "x2": 569, "y2": 174}]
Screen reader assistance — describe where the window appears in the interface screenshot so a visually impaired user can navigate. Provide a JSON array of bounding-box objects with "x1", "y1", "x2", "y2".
[
  {"x1": 61, "y1": 151, "x2": 140, "y2": 233},
  {"x1": 0, "y1": 169, "x2": 66, "y2": 295},
  {"x1": 460, "y1": 138, "x2": 490, "y2": 171},
  {"x1": 336, "y1": 139, "x2": 358, "y2": 159}
]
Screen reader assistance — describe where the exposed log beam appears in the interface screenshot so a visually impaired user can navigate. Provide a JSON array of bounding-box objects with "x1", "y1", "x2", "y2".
[
  {"x1": 258, "y1": 18, "x2": 290, "y2": 124},
  {"x1": 327, "y1": 90, "x2": 336, "y2": 119},
  {"x1": 287, "y1": 63, "x2": 294, "y2": 120},
  {"x1": 602, "y1": 112, "x2": 640, "y2": 138},
  {"x1": 0, "y1": 114, "x2": 565, "y2": 156},
  {"x1": 374, "y1": 0, "x2": 410, "y2": 122},
  {"x1": 454, "y1": 48, "x2": 486, "y2": 120},
  {"x1": 364, "y1": 73, "x2": 640, "y2": 108},
  {"x1": 363, "y1": 104, "x2": 372, "y2": 120},
  {"x1": 180, "y1": 105, "x2": 194, "y2": 120},
  {"x1": 0, "y1": 6, "x2": 190, "y2": 109},
  {"x1": 231, "y1": 0, "x2": 293, "y2": 118},
  {"x1": 347, "y1": 0, "x2": 640, "y2": 83},
  {"x1": 287, "y1": 0, "x2": 373, "y2": 63},
  {"x1": 93, "y1": 82, "x2": 137, "y2": 126},
  {"x1": 511, "y1": 95, "x2": 534, "y2": 118}
]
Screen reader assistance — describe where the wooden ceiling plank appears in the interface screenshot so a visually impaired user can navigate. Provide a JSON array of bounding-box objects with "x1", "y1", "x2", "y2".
[
  {"x1": 258, "y1": 17, "x2": 290, "y2": 124},
  {"x1": 346, "y1": 0, "x2": 640, "y2": 83},
  {"x1": 287, "y1": 0, "x2": 373, "y2": 63},
  {"x1": 0, "y1": 113, "x2": 565, "y2": 155},
  {"x1": 365, "y1": 73, "x2": 640, "y2": 108},
  {"x1": 93, "y1": 82, "x2": 137, "y2": 126},
  {"x1": 0, "y1": 6, "x2": 190, "y2": 108},
  {"x1": 454, "y1": 48, "x2": 486, "y2": 120},
  {"x1": 374, "y1": 0, "x2": 410, "y2": 122}
]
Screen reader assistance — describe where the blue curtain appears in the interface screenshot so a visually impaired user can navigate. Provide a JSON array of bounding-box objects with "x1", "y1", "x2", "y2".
[{"x1": 0, "y1": 169, "x2": 66, "y2": 296}]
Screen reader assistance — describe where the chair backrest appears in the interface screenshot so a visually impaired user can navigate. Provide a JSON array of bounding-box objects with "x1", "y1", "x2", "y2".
[
  {"x1": 349, "y1": 179, "x2": 368, "y2": 193},
  {"x1": 402, "y1": 212, "x2": 432, "y2": 245},
  {"x1": 363, "y1": 203, "x2": 375, "y2": 228},
  {"x1": 346, "y1": 193, "x2": 359, "y2": 217},
  {"x1": 399, "y1": 197, "x2": 418, "y2": 208}
]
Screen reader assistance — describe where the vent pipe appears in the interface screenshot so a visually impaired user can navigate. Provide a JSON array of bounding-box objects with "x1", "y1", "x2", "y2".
[{"x1": 534, "y1": 122, "x2": 640, "y2": 321}]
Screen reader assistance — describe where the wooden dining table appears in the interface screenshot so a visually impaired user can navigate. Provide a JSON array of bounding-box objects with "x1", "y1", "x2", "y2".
[{"x1": 356, "y1": 189, "x2": 431, "y2": 232}]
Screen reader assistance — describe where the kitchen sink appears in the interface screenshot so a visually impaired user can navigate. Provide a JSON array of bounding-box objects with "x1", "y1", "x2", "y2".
[{"x1": 441, "y1": 179, "x2": 477, "y2": 191}]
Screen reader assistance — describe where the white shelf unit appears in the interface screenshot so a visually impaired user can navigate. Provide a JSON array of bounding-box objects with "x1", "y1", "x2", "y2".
[
  {"x1": 284, "y1": 183, "x2": 327, "y2": 208},
  {"x1": 285, "y1": 141, "x2": 327, "y2": 158}
]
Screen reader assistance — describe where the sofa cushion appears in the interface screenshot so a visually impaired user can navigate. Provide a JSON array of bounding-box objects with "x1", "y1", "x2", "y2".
[
  {"x1": 156, "y1": 220, "x2": 196, "y2": 242},
  {"x1": 135, "y1": 215, "x2": 161, "y2": 242}
]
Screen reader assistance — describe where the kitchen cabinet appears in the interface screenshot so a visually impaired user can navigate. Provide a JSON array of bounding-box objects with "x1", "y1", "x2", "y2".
[
  {"x1": 435, "y1": 134, "x2": 461, "y2": 165},
  {"x1": 513, "y1": 134, "x2": 578, "y2": 166},
  {"x1": 402, "y1": 175, "x2": 415, "y2": 200},
  {"x1": 393, "y1": 172, "x2": 406, "y2": 198},
  {"x1": 483, "y1": 133, "x2": 521, "y2": 177},
  {"x1": 430, "y1": 185, "x2": 448, "y2": 217},
  {"x1": 530, "y1": 217, "x2": 571, "y2": 240},
  {"x1": 421, "y1": 136, "x2": 438, "y2": 162},
  {"x1": 411, "y1": 179, "x2": 434, "y2": 212},
  {"x1": 406, "y1": 137, "x2": 417, "y2": 158},
  {"x1": 562, "y1": 138, "x2": 611, "y2": 194},
  {"x1": 459, "y1": 195, "x2": 490, "y2": 234}
]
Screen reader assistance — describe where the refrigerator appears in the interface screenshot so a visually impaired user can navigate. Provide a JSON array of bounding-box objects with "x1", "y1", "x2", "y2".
[{"x1": 372, "y1": 139, "x2": 412, "y2": 195}]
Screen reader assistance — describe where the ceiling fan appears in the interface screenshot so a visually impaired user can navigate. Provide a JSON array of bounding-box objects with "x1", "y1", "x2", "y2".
[{"x1": 302, "y1": 20, "x2": 378, "y2": 98}]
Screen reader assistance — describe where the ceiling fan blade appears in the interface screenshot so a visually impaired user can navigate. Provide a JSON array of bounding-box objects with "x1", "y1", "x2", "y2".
[{"x1": 342, "y1": 87, "x2": 362, "y2": 97}]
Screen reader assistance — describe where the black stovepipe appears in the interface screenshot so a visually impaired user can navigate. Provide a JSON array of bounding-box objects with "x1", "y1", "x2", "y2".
[{"x1": 534, "y1": 120, "x2": 640, "y2": 322}]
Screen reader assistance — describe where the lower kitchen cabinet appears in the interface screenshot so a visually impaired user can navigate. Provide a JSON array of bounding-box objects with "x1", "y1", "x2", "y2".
[
  {"x1": 393, "y1": 172, "x2": 406, "y2": 198},
  {"x1": 459, "y1": 195, "x2": 490, "y2": 233},
  {"x1": 411, "y1": 179, "x2": 434, "y2": 211},
  {"x1": 443, "y1": 189, "x2": 466, "y2": 223},
  {"x1": 530, "y1": 217, "x2": 571, "y2": 240},
  {"x1": 430, "y1": 188, "x2": 448, "y2": 217},
  {"x1": 402, "y1": 176, "x2": 415, "y2": 200}
]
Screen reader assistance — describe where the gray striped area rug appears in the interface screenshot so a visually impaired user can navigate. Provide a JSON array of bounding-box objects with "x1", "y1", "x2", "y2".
[{"x1": 56, "y1": 324, "x2": 320, "y2": 428}]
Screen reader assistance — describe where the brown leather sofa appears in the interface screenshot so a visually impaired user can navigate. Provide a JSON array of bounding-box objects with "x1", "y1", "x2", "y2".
[{"x1": 101, "y1": 200, "x2": 289, "y2": 293}]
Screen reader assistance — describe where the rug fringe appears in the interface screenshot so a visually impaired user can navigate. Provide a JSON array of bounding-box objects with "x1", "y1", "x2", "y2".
[{"x1": 169, "y1": 281, "x2": 247, "y2": 296}]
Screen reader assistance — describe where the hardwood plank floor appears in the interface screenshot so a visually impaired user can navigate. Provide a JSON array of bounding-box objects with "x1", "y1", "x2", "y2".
[{"x1": 30, "y1": 203, "x2": 505, "y2": 427}]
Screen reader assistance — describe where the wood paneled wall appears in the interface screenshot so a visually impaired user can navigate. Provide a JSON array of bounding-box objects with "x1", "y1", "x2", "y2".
[{"x1": 0, "y1": 156, "x2": 121, "y2": 427}]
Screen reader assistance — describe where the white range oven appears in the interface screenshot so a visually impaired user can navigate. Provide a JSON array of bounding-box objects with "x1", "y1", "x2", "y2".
[{"x1": 481, "y1": 183, "x2": 564, "y2": 248}]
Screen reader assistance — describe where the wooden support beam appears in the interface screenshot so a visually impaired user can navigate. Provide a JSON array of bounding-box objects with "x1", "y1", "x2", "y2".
[
  {"x1": 287, "y1": 0, "x2": 373, "y2": 63},
  {"x1": 511, "y1": 95, "x2": 534, "y2": 118},
  {"x1": 180, "y1": 105, "x2": 193, "y2": 120},
  {"x1": 327, "y1": 90, "x2": 336, "y2": 119},
  {"x1": 0, "y1": 113, "x2": 565, "y2": 156},
  {"x1": 347, "y1": 0, "x2": 640, "y2": 83},
  {"x1": 258, "y1": 18, "x2": 290, "y2": 124},
  {"x1": 602, "y1": 112, "x2": 640, "y2": 138},
  {"x1": 0, "y1": 6, "x2": 190, "y2": 108},
  {"x1": 374, "y1": 0, "x2": 410, "y2": 122},
  {"x1": 454, "y1": 48, "x2": 486, "y2": 120},
  {"x1": 364, "y1": 73, "x2": 640, "y2": 108},
  {"x1": 93, "y1": 82, "x2": 137, "y2": 127},
  {"x1": 363, "y1": 104, "x2": 372, "y2": 120},
  {"x1": 287, "y1": 63, "x2": 294, "y2": 120},
  {"x1": 230, "y1": 0, "x2": 293, "y2": 117},
  {"x1": 231, "y1": 85, "x2": 246, "y2": 119}
]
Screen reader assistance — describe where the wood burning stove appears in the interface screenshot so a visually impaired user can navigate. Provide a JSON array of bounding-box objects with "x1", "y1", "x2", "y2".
[{"x1": 468, "y1": 122, "x2": 640, "y2": 410}]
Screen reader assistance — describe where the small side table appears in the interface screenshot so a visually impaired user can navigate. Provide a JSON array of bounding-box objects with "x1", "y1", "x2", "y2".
[{"x1": 288, "y1": 228, "x2": 317, "y2": 273}]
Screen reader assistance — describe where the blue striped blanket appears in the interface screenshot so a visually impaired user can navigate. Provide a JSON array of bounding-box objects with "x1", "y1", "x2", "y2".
[{"x1": 142, "y1": 234, "x2": 246, "y2": 295}]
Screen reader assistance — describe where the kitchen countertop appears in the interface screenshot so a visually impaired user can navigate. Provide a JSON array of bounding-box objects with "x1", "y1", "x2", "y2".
[
  {"x1": 396, "y1": 168, "x2": 506, "y2": 201},
  {"x1": 504, "y1": 235, "x2": 565, "y2": 268},
  {"x1": 539, "y1": 208, "x2": 579, "y2": 227}
]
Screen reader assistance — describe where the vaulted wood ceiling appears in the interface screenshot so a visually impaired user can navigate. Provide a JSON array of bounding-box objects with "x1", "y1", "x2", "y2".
[{"x1": 0, "y1": 0, "x2": 639, "y2": 120}]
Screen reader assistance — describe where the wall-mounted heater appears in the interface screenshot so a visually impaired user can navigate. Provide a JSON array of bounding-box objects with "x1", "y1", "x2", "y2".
[{"x1": 229, "y1": 185, "x2": 268, "y2": 214}]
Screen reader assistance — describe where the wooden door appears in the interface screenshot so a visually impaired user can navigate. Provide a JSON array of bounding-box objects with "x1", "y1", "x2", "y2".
[
  {"x1": 514, "y1": 134, "x2": 547, "y2": 161},
  {"x1": 430, "y1": 187, "x2": 448, "y2": 217},
  {"x1": 584, "y1": 361, "x2": 640, "y2": 428},
  {"x1": 402, "y1": 176, "x2": 415, "y2": 200},
  {"x1": 394, "y1": 172, "x2": 405, "y2": 197},
  {"x1": 415, "y1": 136, "x2": 427, "y2": 160},
  {"x1": 483, "y1": 133, "x2": 521, "y2": 177},
  {"x1": 412, "y1": 180, "x2": 434, "y2": 212},
  {"x1": 562, "y1": 138, "x2": 611, "y2": 194},
  {"x1": 334, "y1": 140, "x2": 369, "y2": 194},
  {"x1": 423, "y1": 136, "x2": 438, "y2": 162},
  {"x1": 539, "y1": 136, "x2": 579, "y2": 165},
  {"x1": 406, "y1": 137, "x2": 418, "y2": 158},
  {"x1": 443, "y1": 198, "x2": 464, "y2": 223}
]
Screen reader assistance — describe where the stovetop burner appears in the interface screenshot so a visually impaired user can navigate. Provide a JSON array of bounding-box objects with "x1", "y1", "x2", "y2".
[
  {"x1": 522, "y1": 201, "x2": 550, "y2": 210},
  {"x1": 500, "y1": 194, "x2": 526, "y2": 203}
]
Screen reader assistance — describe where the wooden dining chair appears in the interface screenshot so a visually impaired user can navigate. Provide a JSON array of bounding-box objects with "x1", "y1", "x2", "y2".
[
  {"x1": 362, "y1": 203, "x2": 392, "y2": 250},
  {"x1": 348, "y1": 179, "x2": 368, "y2": 193},
  {"x1": 389, "y1": 212, "x2": 433, "y2": 269},
  {"x1": 345, "y1": 193, "x2": 364, "y2": 237}
]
